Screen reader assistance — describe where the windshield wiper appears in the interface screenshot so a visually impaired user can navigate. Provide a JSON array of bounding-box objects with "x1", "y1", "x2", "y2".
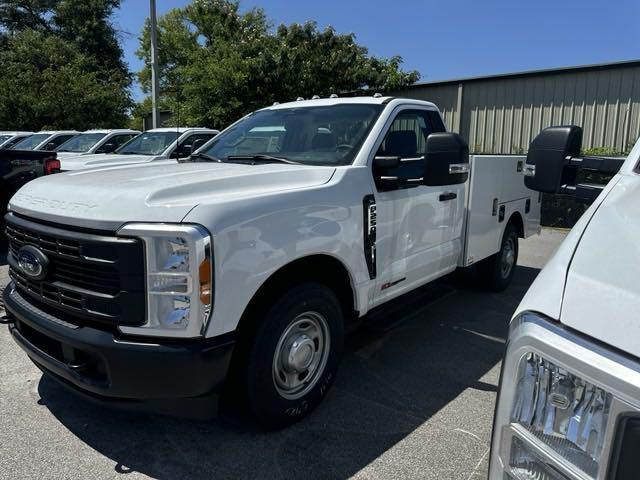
[
  {"x1": 186, "y1": 152, "x2": 223, "y2": 163},
  {"x1": 225, "y1": 154, "x2": 301, "y2": 165}
]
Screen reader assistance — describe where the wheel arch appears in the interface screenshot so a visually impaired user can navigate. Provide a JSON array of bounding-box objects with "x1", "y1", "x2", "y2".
[
  {"x1": 506, "y1": 210, "x2": 525, "y2": 238},
  {"x1": 229, "y1": 254, "x2": 358, "y2": 368}
]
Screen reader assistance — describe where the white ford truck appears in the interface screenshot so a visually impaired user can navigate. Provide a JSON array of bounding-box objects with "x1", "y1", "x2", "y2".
[
  {"x1": 489, "y1": 127, "x2": 638, "y2": 480},
  {"x1": 3, "y1": 96, "x2": 540, "y2": 428},
  {"x1": 59, "y1": 127, "x2": 219, "y2": 171}
]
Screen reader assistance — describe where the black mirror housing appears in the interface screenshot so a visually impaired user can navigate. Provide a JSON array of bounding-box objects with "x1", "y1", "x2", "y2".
[
  {"x1": 525, "y1": 126, "x2": 582, "y2": 193},
  {"x1": 373, "y1": 155, "x2": 401, "y2": 169},
  {"x1": 424, "y1": 133, "x2": 469, "y2": 186},
  {"x1": 191, "y1": 139, "x2": 206, "y2": 153}
]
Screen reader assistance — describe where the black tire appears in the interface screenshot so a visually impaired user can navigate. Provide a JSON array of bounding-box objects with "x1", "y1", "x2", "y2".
[
  {"x1": 477, "y1": 223, "x2": 519, "y2": 292},
  {"x1": 244, "y1": 282, "x2": 344, "y2": 430}
]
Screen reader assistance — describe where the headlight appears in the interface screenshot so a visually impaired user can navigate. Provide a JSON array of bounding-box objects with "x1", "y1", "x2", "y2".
[
  {"x1": 507, "y1": 352, "x2": 611, "y2": 479},
  {"x1": 117, "y1": 223, "x2": 212, "y2": 338},
  {"x1": 489, "y1": 311, "x2": 633, "y2": 480}
]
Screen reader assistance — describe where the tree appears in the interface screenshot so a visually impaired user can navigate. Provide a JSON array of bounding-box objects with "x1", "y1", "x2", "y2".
[
  {"x1": 0, "y1": 30, "x2": 131, "y2": 129},
  {"x1": 136, "y1": 0, "x2": 420, "y2": 128},
  {"x1": 0, "y1": 0, "x2": 132, "y2": 129}
]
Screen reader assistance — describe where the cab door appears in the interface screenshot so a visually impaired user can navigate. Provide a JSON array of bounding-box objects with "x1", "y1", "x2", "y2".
[{"x1": 370, "y1": 109, "x2": 464, "y2": 306}]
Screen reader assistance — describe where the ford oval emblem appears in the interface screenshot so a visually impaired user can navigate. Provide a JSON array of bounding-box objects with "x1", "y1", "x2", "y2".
[{"x1": 17, "y1": 245, "x2": 49, "y2": 281}]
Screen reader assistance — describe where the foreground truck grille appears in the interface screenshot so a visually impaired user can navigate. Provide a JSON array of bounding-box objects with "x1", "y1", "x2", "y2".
[{"x1": 5, "y1": 213, "x2": 145, "y2": 328}]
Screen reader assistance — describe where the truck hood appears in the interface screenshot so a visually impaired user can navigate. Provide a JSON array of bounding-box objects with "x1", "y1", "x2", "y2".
[
  {"x1": 559, "y1": 173, "x2": 640, "y2": 358},
  {"x1": 60, "y1": 153, "x2": 166, "y2": 171},
  {"x1": 9, "y1": 162, "x2": 336, "y2": 230}
]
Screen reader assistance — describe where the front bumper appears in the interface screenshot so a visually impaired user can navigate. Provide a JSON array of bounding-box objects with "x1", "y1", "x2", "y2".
[{"x1": 3, "y1": 283, "x2": 235, "y2": 419}]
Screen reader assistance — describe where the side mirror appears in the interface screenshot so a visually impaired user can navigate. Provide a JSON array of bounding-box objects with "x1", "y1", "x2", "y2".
[
  {"x1": 525, "y1": 126, "x2": 582, "y2": 193},
  {"x1": 43, "y1": 142, "x2": 57, "y2": 151},
  {"x1": 373, "y1": 155, "x2": 401, "y2": 169},
  {"x1": 191, "y1": 138, "x2": 206, "y2": 153},
  {"x1": 423, "y1": 133, "x2": 469, "y2": 186},
  {"x1": 372, "y1": 156, "x2": 401, "y2": 191},
  {"x1": 97, "y1": 142, "x2": 116, "y2": 153}
]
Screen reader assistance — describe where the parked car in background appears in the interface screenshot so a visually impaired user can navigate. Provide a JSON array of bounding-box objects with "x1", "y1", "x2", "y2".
[
  {"x1": 489, "y1": 127, "x2": 636, "y2": 480},
  {"x1": 3, "y1": 96, "x2": 540, "y2": 429},
  {"x1": 0, "y1": 132, "x2": 33, "y2": 149},
  {"x1": 10, "y1": 130, "x2": 79, "y2": 151},
  {"x1": 55, "y1": 129, "x2": 140, "y2": 158},
  {"x1": 0, "y1": 149, "x2": 58, "y2": 239},
  {"x1": 59, "y1": 127, "x2": 219, "y2": 171}
]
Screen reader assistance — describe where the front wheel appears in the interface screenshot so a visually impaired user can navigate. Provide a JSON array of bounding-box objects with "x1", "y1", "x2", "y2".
[
  {"x1": 477, "y1": 223, "x2": 519, "y2": 292},
  {"x1": 244, "y1": 283, "x2": 344, "y2": 429}
]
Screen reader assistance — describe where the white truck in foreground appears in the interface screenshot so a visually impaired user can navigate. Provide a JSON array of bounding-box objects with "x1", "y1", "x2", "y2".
[
  {"x1": 489, "y1": 127, "x2": 638, "y2": 480},
  {"x1": 3, "y1": 97, "x2": 539, "y2": 429},
  {"x1": 58, "y1": 127, "x2": 219, "y2": 171}
]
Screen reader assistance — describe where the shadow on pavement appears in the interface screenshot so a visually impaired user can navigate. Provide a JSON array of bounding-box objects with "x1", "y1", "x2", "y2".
[
  {"x1": 0, "y1": 249, "x2": 6, "y2": 267},
  {"x1": 36, "y1": 265, "x2": 541, "y2": 479}
]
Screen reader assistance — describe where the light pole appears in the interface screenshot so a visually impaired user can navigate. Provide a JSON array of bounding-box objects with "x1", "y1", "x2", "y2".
[{"x1": 150, "y1": 0, "x2": 160, "y2": 129}]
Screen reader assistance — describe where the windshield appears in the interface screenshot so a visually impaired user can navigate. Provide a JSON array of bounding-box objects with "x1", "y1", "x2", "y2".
[
  {"x1": 11, "y1": 133, "x2": 51, "y2": 150},
  {"x1": 115, "y1": 131, "x2": 179, "y2": 155},
  {"x1": 202, "y1": 104, "x2": 384, "y2": 166},
  {"x1": 0, "y1": 134, "x2": 12, "y2": 145},
  {"x1": 57, "y1": 132, "x2": 106, "y2": 152}
]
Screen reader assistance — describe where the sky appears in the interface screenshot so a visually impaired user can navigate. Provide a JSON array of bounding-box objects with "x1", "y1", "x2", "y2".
[{"x1": 116, "y1": 0, "x2": 640, "y2": 101}]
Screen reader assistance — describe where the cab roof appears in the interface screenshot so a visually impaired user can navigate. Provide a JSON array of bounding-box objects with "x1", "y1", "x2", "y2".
[
  {"x1": 82, "y1": 129, "x2": 140, "y2": 134},
  {"x1": 265, "y1": 96, "x2": 438, "y2": 111},
  {"x1": 36, "y1": 130, "x2": 80, "y2": 134},
  {"x1": 146, "y1": 127, "x2": 218, "y2": 133}
]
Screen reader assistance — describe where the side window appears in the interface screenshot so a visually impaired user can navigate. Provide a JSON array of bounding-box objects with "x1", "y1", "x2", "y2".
[
  {"x1": 96, "y1": 134, "x2": 132, "y2": 153},
  {"x1": 427, "y1": 110, "x2": 446, "y2": 133},
  {"x1": 112, "y1": 134, "x2": 135, "y2": 147},
  {"x1": 374, "y1": 110, "x2": 434, "y2": 186},
  {"x1": 45, "y1": 134, "x2": 75, "y2": 150},
  {"x1": 5, "y1": 137, "x2": 26, "y2": 148},
  {"x1": 173, "y1": 133, "x2": 216, "y2": 158}
]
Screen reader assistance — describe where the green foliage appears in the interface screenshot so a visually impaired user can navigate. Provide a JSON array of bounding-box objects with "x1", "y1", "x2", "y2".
[
  {"x1": 136, "y1": 0, "x2": 420, "y2": 128},
  {"x1": 0, "y1": 30, "x2": 131, "y2": 129},
  {"x1": 581, "y1": 146, "x2": 629, "y2": 156},
  {"x1": 0, "y1": 0, "x2": 132, "y2": 130}
]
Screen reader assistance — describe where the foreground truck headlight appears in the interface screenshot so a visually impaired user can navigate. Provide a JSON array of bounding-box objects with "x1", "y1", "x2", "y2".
[
  {"x1": 508, "y1": 352, "x2": 611, "y2": 479},
  {"x1": 490, "y1": 312, "x2": 640, "y2": 480},
  {"x1": 117, "y1": 223, "x2": 213, "y2": 338}
]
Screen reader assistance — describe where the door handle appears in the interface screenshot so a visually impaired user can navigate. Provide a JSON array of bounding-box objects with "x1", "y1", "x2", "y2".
[{"x1": 439, "y1": 192, "x2": 457, "y2": 201}]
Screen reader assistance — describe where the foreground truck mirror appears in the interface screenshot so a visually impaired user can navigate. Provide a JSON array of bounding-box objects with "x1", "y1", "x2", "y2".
[
  {"x1": 524, "y1": 126, "x2": 582, "y2": 193},
  {"x1": 423, "y1": 133, "x2": 469, "y2": 186}
]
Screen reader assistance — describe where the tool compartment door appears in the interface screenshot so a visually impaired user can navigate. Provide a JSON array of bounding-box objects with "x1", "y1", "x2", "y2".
[{"x1": 463, "y1": 155, "x2": 536, "y2": 267}]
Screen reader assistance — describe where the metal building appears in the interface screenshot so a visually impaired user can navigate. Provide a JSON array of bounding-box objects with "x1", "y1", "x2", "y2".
[{"x1": 393, "y1": 60, "x2": 640, "y2": 154}]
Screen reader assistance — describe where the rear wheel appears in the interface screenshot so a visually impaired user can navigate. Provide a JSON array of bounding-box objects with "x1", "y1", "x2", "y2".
[
  {"x1": 477, "y1": 223, "x2": 519, "y2": 291},
  {"x1": 243, "y1": 282, "x2": 344, "y2": 430}
]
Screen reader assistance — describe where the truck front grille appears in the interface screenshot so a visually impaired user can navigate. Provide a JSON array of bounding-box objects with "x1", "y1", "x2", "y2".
[{"x1": 5, "y1": 213, "x2": 145, "y2": 328}]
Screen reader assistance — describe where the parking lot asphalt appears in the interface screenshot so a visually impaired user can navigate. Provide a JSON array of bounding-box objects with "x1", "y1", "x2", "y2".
[{"x1": 0, "y1": 229, "x2": 567, "y2": 480}]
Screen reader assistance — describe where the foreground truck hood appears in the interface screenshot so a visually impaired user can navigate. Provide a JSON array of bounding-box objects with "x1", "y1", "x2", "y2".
[
  {"x1": 9, "y1": 162, "x2": 336, "y2": 230},
  {"x1": 560, "y1": 173, "x2": 640, "y2": 358},
  {"x1": 60, "y1": 153, "x2": 167, "y2": 171}
]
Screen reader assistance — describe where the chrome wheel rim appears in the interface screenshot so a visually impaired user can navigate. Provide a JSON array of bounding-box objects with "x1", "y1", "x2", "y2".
[
  {"x1": 272, "y1": 311, "x2": 330, "y2": 400},
  {"x1": 501, "y1": 237, "x2": 516, "y2": 279}
]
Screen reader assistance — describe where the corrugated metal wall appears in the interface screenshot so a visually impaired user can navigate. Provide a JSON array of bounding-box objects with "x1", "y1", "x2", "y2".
[{"x1": 394, "y1": 62, "x2": 640, "y2": 154}]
